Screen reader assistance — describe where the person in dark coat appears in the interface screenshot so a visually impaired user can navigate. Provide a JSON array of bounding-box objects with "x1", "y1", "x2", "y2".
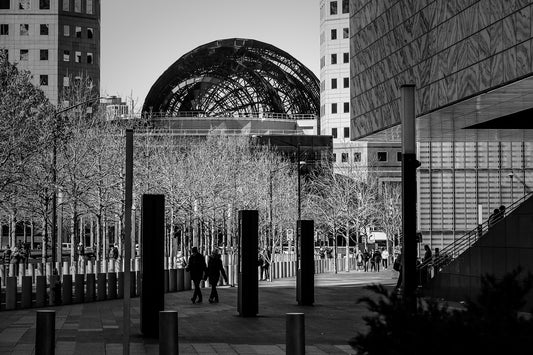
[
  {"x1": 204, "y1": 249, "x2": 228, "y2": 303},
  {"x1": 186, "y1": 246, "x2": 207, "y2": 304}
]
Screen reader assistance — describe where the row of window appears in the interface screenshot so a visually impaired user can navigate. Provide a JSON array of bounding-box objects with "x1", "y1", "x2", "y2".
[
  {"x1": 330, "y1": 102, "x2": 350, "y2": 114},
  {"x1": 330, "y1": 27, "x2": 349, "y2": 40},
  {"x1": 332, "y1": 151, "x2": 402, "y2": 163},
  {"x1": 0, "y1": 0, "x2": 94, "y2": 14},
  {"x1": 320, "y1": 77, "x2": 349, "y2": 92},
  {"x1": 0, "y1": 23, "x2": 94, "y2": 39},
  {"x1": 331, "y1": 127, "x2": 350, "y2": 139},
  {"x1": 0, "y1": 0, "x2": 49, "y2": 10},
  {"x1": 2, "y1": 48, "x2": 94, "y2": 64},
  {"x1": 320, "y1": 52, "x2": 349, "y2": 68},
  {"x1": 329, "y1": 0, "x2": 349, "y2": 16}
]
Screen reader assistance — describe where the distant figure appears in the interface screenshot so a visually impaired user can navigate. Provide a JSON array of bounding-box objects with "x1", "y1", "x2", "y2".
[
  {"x1": 381, "y1": 248, "x2": 389, "y2": 269},
  {"x1": 112, "y1": 244, "x2": 119, "y2": 260},
  {"x1": 205, "y1": 249, "x2": 228, "y2": 303},
  {"x1": 488, "y1": 208, "x2": 499, "y2": 227},
  {"x1": 423, "y1": 244, "x2": 432, "y2": 262},
  {"x1": 394, "y1": 253, "x2": 403, "y2": 293},
  {"x1": 372, "y1": 249, "x2": 382, "y2": 272},
  {"x1": 497, "y1": 205, "x2": 506, "y2": 221},
  {"x1": 260, "y1": 248, "x2": 271, "y2": 281},
  {"x1": 3, "y1": 245, "x2": 11, "y2": 265},
  {"x1": 186, "y1": 246, "x2": 207, "y2": 304},
  {"x1": 355, "y1": 250, "x2": 363, "y2": 271},
  {"x1": 363, "y1": 250, "x2": 370, "y2": 272}
]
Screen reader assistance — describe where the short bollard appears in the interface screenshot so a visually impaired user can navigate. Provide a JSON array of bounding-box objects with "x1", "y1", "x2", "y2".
[
  {"x1": 36, "y1": 310, "x2": 55, "y2": 355},
  {"x1": 159, "y1": 311, "x2": 178, "y2": 355},
  {"x1": 286, "y1": 313, "x2": 305, "y2": 355}
]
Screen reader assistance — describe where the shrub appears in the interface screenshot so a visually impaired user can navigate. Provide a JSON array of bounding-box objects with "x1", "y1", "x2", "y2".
[{"x1": 350, "y1": 268, "x2": 533, "y2": 355}]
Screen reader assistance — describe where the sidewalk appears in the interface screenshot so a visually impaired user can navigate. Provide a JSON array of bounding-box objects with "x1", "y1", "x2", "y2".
[{"x1": 0, "y1": 270, "x2": 398, "y2": 354}]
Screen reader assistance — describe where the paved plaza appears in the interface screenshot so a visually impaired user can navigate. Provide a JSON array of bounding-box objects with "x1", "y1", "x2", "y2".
[{"x1": 0, "y1": 270, "x2": 398, "y2": 354}]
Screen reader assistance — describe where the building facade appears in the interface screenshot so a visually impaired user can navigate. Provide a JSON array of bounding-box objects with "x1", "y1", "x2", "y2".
[
  {"x1": 0, "y1": 0, "x2": 100, "y2": 105},
  {"x1": 349, "y1": 1, "x2": 533, "y2": 249},
  {"x1": 320, "y1": 0, "x2": 401, "y2": 179}
]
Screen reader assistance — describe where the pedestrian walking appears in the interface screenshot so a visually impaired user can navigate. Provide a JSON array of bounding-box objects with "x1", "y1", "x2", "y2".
[
  {"x1": 488, "y1": 208, "x2": 499, "y2": 227},
  {"x1": 3, "y1": 245, "x2": 11, "y2": 265},
  {"x1": 259, "y1": 248, "x2": 271, "y2": 281},
  {"x1": 186, "y1": 246, "x2": 207, "y2": 304},
  {"x1": 393, "y1": 253, "x2": 402, "y2": 293},
  {"x1": 372, "y1": 249, "x2": 381, "y2": 272},
  {"x1": 204, "y1": 249, "x2": 228, "y2": 303},
  {"x1": 381, "y1": 248, "x2": 389, "y2": 269},
  {"x1": 363, "y1": 250, "x2": 370, "y2": 272},
  {"x1": 355, "y1": 250, "x2": 363, "y2": 271}
]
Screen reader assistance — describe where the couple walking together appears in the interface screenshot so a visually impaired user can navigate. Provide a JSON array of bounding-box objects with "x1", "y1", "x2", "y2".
[{"x1": 186, "y1": 246, "x2": 228, "y2": 304}]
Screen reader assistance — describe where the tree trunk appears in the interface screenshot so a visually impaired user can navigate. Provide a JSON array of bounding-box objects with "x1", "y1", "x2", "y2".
[
  {"x1": 30, "y1": 220, "x2": 34, "y2": 249},
  {"x1": 96, "y1": 215, "x2": 101, "y2": 261},
  {"x1": 345, "y1": 222, "x2": 350, "y2": 272},
  {"x1": 333, "y1": 224, "x2": 338, "y2": 274},
  {"x1": 10, "y1": 213, "x2": 16, "y2": 247}
]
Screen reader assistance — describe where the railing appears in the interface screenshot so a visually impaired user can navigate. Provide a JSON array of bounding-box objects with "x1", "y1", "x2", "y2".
[
  {"x1": 135, "y1": 128, "x2": 307, "y2": 136},
  {"x1": 417, "y1": 191, "x2": 533, "y2": 273},
  {"x1": 143, "y1": 112, "x2": 318, "y2": 120}
]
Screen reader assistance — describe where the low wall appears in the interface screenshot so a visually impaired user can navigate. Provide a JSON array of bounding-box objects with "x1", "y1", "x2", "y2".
[{"x1": 0, "y1": 255, "x2": 355, "y2": 311}]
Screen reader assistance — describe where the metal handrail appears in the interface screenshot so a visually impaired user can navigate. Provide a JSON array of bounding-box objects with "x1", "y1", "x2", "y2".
[
  {"x1": 142, "y1": 112, "x2": 318, "y2": 120},
  {"x1": 417, "y1": 191, "x2": 533, "y2": 272},
  {"x1": 134, "y1": 128, "x2": 307, "y2": 136}
]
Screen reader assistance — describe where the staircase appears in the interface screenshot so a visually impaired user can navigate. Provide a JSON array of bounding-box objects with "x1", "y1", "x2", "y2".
[{"x1": 418, "y1": 191, "x2": 533, "y2": 303}]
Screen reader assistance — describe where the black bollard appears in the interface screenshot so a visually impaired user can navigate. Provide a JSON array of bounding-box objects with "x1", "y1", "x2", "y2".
[
  {"x1": 286, "y1": 313, "x2": 305, "y2": 355},
  {"x1": 159, "y1": 311, "x2": 178, "y2": 355},
  {"x1": 297, "y1": 220, "x2": 315, "y2": 306},
  {"x1": 237, "y1": 210, "x2": 258, "y2": 317},
  {"x1": 36, "y1": 310, "x2": 55, "y2": 355},
  {"x1": 140, "y1": 194, "x2": 165, "y2": 338}
]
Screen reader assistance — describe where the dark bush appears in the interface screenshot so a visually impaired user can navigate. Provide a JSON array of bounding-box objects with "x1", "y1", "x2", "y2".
[{"x1": 350, "y1": 268, "x2": 533, "y2": 355}]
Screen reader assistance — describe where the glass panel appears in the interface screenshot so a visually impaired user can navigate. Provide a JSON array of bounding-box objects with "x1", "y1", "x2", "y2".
[
  {"x1": 63, "y1": 0, "x2": 69, "y2": 11},
  {"x1": 40, "y1": 0, "x2": 50, "y2": 9},
  {"x1": 74, "y1": 0, "x2": 81, "y2": 12},
  {"x1": 19, "y1": 49, "x2": 29, "y2": 61},
  {"x1": 19, "y1": 0, "x2": 30, "y2": 10},
  {"x1": 86, "y1": 0, "x2": 93, "y2": 14},
  {"x1": 20, "y1": 24, "x2": 29, "y2": 36},
  {"x1": 330, "y1": 1, "x2": 337, "y2": 15}
]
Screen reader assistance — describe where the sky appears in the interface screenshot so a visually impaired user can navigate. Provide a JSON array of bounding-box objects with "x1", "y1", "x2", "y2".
[{"x1": 100, "y1": 0, "x2": 320, "y2": 111}]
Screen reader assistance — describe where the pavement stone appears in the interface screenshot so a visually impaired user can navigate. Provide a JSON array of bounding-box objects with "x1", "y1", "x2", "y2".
[{"x1": 0, "y1": 270, "x2": 398, "y2": 354}]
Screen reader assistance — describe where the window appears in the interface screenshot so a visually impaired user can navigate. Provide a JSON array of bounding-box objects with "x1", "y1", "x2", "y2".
[
  {"x1": 75, "y1": 51, "x2": 81, "y2": 63},
  {"x1": 397, "y1": 152, "x2": 402, "y2": 162},
  {"x1": 344, "y1": 102, "x2": 349, "y2": 113},
  {"x1": 19, "y1": 49, "x2": 29, "y2": 61},
  {"x1": 0, "y1": 0, "x2": 10, "y2": 9},
  {"x1": 19, "y1": 0, "x2": 30, "y2": 9},
  {"x1": 63, "y1": 76, "x2": 69, "y2": 87},
  {"x1": 40, "y1": 49, "x2": 48, "y2": 60},
  {"x1": 331, "y1": 127, "x2": 338, "y2": 138},
  {"x1": 343, "y1": 27, "x2": 349, "y2": 39},
  {"x1": 354, "y1": 152, "x2": 361, "y2": 162},
  {"x1": 332, "y1": 153, "x2": 337, "y2": 162},
  {"x1": 40, "y1": 75, "x2": 48, "y2": 86},
  {"x1": 331, "y1": 53, "x2": 337, "y2": 65},
  {"x1": 330, "y1": 1, "x2": 337, "y2": 15},
  {"x1": 343, "y1": 52, "x2": 349, "y2": 63},
  {"x1": 331, "y1": 103, "x2": 337, "y2": 114},
  {"x1": 0, "y1": 49, "x2": 7, "y2": 59},
  {"x1": 331, "y1": 78, "x2": 337, "y2": 89},
  {"x1": 40, "y1": 24, "x2": 49, "y2": 35},
  {"x1": 40, "y1": 0, "x2": 50, "y2": 9},
  {"x1": 20, "y1": 24, "x2": 29, "y2": 36},
  {"x1": 0, "y1": 24, "x2": 8, "y2": 36},
  {"x1": 320, "y1": 56, "x2": 325, "y2": 69},
  {"x1": 342, "y1": 0, "x2": 349, "y2": 13},
  {"x1": 87, "y1": 52, "x2": 93, "y2": 64},
  {"x1": 377, "y1": 152, "x2": 388, "y2": 162},
  {"x1": 86, "y1": 0, "x2": 93, "y2": 14},
  {"x1": 331, "y1": 29, "x2": 337, "y2": 40},
  {"x1": 75, "y1": 26, "x2": 81, "y2": 38},
  {"x1": 343, "y1": 77, "x2": 349, "y2": 88},
  {"x1": 87, "y1": 27, "x2": 93, "y2": 39},
  {"x1": 63, "y1": 25, "x2": 70, "y2": 36},
  {"x1": 74, "y1": 0, "x2": 81, "y2": 12},
  {"x1": 62, "y1": 0, "x2": 69, "y2": 11},
  {"x1": 341, "y1": 153, "x2": 348, "y2": 163},
  {"x1": 63, "y1": 50, "x2": 70, "y2": 61},
  {"x1": 344, "y1": 127, "x2": 349, "y2": 138},
  {"x1": 320, "y1": 80, "x2": 325, "y2": 92}
]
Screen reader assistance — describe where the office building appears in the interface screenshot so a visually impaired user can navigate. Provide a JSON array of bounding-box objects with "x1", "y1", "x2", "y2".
[{"x1": 0, "y1": 0, "x2": 100, "y2": 105}]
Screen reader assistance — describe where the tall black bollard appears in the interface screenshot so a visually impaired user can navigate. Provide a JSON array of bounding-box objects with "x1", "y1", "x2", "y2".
[
  {"x1": 36, "y1": 310, "x2": 55, "y2": 355},
  {"x1": 237, "y1": 210, "x2": 258, "y2": 317},
  {"x1": 141, "y1": 194, "x2": 165, "y2": 338},
  {"x1": 297, "y1": 220, "x2": 314, "y2": 306},
  {"x1": 286, "y1": 313, "x2": 305, "y2": 355},
  {"x1": 159, "y1": 311, "x2": 178, "y2": 355}
]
